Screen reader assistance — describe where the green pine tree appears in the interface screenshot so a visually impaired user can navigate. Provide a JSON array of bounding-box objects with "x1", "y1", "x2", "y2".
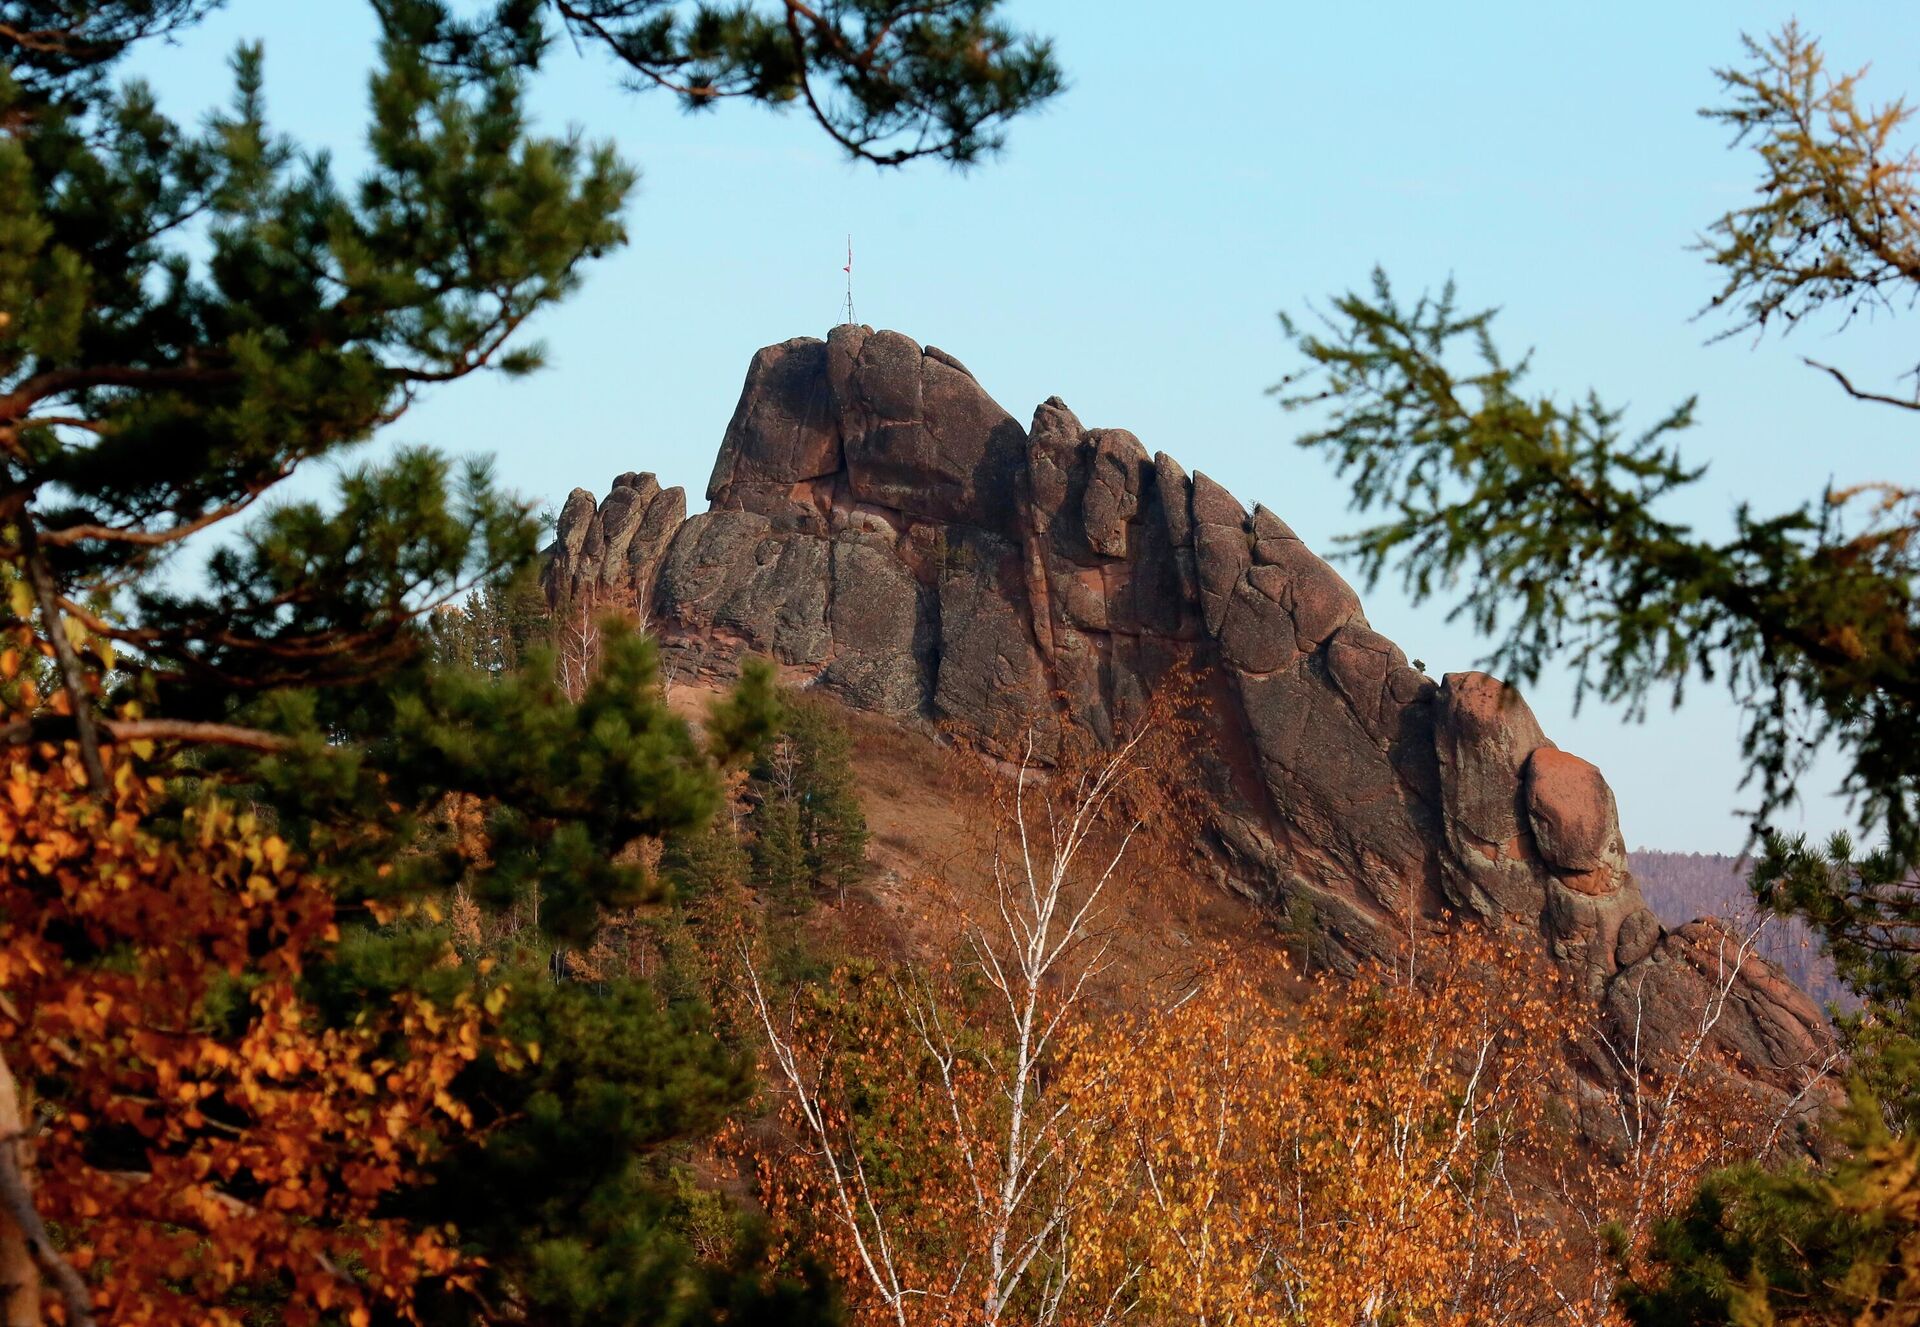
[
  {"x1": 751, "y1": 780, "x2": 811, "y2": 909},
  {"x1": 745, "y1": 695, "x2": 868, "y2": 909},
  {"x1": 430, "y1": 567, "x2": 551, "y2": 677},
  {"x1": 663, "y1": 813, "x2": 753, "y2": 907},
  {"x1": 787, "y1": 698, "x2": 870, "y2": 903},
  {"x1": 1622, "y1": 1089, "x2": 1920, "y2": 1325},
  {"x1": 1, "y1": 3, "x2": 1056, "y2": 1320}
]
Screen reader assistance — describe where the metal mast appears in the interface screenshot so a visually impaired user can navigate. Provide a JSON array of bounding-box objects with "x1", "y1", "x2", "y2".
[{"x1": 842, "y1": 235, "x2": 856, "y2": 326}]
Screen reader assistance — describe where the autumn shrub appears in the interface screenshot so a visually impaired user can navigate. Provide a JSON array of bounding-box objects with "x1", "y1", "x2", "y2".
[
  {"x1": 742, "y1": 919, "x2": 1787, "y2": 1327},
  {"x1": 0, "y1": 682, "x2": 498, "y2": 1325},
  {"x1": 1063, "y1": 933, "x2": 1578, "y2": 1326}
]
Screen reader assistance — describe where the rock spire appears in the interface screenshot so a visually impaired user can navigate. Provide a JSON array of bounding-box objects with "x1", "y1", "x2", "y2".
[{"x1": 545, "y1": 326, "x2": 1833, "y2": 1100}]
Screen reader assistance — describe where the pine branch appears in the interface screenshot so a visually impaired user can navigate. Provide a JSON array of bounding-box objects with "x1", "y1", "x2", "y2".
[{"x1": 0, "y1": 715, "x2": 292, "y2": 753}]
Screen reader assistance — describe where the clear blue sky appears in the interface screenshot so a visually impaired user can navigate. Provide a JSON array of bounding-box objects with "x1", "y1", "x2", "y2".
[{"x1": 128, "y1": 2, "x2": 1920, "y2": 852}]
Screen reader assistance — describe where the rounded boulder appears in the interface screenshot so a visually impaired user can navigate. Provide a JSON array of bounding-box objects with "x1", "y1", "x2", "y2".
[{"x1": 1524, "y1": 748, "x2": 1620, "y2": 876}]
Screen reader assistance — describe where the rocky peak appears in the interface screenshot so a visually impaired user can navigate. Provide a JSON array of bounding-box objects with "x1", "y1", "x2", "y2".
[
  {"x1": 545, "y1": 326, "x2": 1835, "y2": 1106},
  {"x1": 543, "y1": 470, "x2": 685, "y2": 611}
]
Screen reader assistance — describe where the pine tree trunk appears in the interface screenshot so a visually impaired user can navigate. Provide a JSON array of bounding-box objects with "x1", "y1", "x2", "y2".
[{"x1": 0, "y1": 1049, "x2": 40, "y2": 1327}]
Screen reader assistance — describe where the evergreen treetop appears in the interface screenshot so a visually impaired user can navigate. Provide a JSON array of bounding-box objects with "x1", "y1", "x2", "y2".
[{"x1": 0, "y1": 1, "x2": 1057, "y2": 1320}]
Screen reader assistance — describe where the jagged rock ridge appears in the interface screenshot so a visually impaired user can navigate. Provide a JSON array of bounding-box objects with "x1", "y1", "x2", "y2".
[{"x1": 545, "y1": 326, "x2": 1832, "y2": 1098}]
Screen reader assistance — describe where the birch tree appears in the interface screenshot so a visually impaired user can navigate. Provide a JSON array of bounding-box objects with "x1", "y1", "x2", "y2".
[{"x1": 743, "y1": 724, "x2": 1163, "y2": 1327}]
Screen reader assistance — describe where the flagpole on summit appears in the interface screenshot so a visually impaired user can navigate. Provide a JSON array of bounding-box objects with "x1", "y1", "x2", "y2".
[{"x1": 842, "y1": 235, "x2": 856, "y2": 326}]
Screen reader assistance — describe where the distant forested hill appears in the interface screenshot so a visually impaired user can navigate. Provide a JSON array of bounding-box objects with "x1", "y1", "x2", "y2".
[{"x1": 1629, "y1": 851, "x2": 1850, "y2": 1014}]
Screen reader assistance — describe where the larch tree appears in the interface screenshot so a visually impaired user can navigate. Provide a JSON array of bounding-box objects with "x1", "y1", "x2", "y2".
[
  {"x1": 0, "y1": 1, "x2": 1059, "y2": 1321},
  {"x1": 1277, "y1": 21, "x2": 1919, "y2": 1323}
]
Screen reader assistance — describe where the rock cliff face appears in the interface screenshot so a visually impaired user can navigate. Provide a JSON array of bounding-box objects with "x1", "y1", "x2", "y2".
[{"x1": 545, "y1": 326, "x2": 1832, "y2": 1097}]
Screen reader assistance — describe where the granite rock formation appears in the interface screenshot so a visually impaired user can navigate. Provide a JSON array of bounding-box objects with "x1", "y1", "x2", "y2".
[{"x1": 545, "y1": 326, "x2": 1834, "y2": 1102}]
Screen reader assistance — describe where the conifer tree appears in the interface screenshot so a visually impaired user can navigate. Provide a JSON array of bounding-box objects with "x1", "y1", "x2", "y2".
[
  {"x1": 751, "y1": 789, "x2": 812, "y2": 908},
  {"x1": 420, "y1": 0, "x2": 1063, "y2": 168},
  {"x1": 1279, "y1": 22, "x2": 1919, "y2": 1319},
  {"x1": 663, "y1": 814, "x2": 754, "y2": 906},
  {"x1": 745, "y1": 695, "x2": 868, "y2": 908},
  {"x1": 786, "y1": 699, "x2": 869, "y2": 902},
  {"x1": 1621, "y1": 1091, "x2": 1920, "y2": 1326},
  {"x1": 430, "y1": 569, "x2": 551, "y2": 677},
  {"x1": 0, "y1": 1, "x2": 1056, "y2": 1319}
]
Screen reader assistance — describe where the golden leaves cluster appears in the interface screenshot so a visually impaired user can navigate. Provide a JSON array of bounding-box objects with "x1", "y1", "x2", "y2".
[
  {"x1": 1061, "y1": 931, "x2": 1580, "y2": 1326},
  {"x1": 0, "y1": 681, "x2": 491, "y2": 1324},
  {"x1": 746, "y1": 928, "x2": 1771, "y2": 1327}
]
